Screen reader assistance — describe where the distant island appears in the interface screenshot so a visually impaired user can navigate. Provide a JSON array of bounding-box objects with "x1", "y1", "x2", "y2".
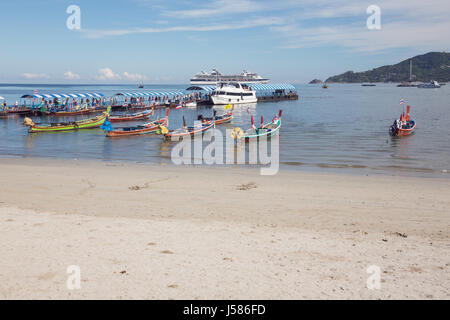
[
  {"x1": 309, "y1": 79, "x2": 323, "y2": 84},
  {"x1": 325, "y1": 52, "x2": 450, "y2": 83}
]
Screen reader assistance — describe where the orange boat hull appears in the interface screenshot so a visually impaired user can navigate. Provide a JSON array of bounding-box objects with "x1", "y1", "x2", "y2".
[{"x1": 397, "y1": 123, "x2": 416, "y2": 136}]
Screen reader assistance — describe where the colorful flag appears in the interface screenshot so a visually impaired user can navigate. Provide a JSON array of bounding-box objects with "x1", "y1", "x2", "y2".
[
  {"x1": 247, "y1": 107, "x2": 250, "y2": 114},
  {"x1": 399, "y1": 99, "x2": 405, "y2": 105},
  {"x1": 33, "y1": 89, "x2": 38, "y2": 94},
  {"x1": 175, "y1": 104, "x2": 182, "y2": 110},
  {"x1": 225, "y1": 104, "x2": 232, "y2": 110}
]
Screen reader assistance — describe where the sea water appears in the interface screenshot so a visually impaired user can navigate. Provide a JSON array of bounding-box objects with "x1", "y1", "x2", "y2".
[{"x1": 0, "y1": 83, "x2": 449, "y2": 177}]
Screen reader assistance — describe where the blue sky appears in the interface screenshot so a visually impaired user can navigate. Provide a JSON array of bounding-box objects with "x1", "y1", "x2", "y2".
[{"x1": 0, "y1": 0, "x2": 448, "y2": 84}]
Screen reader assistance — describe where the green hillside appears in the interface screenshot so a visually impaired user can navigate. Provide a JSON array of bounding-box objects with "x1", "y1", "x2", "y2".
[{"x1": 326, "y1": 52, "x2": 450, "y2": 83}]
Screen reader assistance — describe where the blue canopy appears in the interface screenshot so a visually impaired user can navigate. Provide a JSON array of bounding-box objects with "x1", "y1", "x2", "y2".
[
  {"x1": 185, "y1": 86, "x2": 216, "y2": 93},
  {"x1": 248, "y1": 84, "x2": 296, "y2": 91},
  {"x1": 21, "y1": 92, "x2": 104, "y2": 99},
  {"x1": 186, "y1": 84, "x2": 296, "y2": 93},
  {"x1": 114, "y1": 91, "x2": 186, "y2": 98}
]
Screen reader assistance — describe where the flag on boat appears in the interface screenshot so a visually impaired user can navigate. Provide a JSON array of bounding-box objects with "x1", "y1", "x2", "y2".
[
  {"x1": 175, "y1": 104, "x2": 182, "y2": 110},
  {"x1": 225, "y1": 104, "x2": 232, "y2": 110},
  {"x1": 399, "y1": 99, "x2": 405, "y2": 105},
  {"x1": 246, "y1": 107, "x2": 250, "y2": 114},
  {"x1": 33, "y1": 89, "x2": 38, "y2": 94}
]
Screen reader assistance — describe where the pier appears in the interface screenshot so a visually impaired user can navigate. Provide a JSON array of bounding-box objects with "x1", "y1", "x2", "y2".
[{"x1": 4, "y1": 83, "x2": 298, "y2": 115}]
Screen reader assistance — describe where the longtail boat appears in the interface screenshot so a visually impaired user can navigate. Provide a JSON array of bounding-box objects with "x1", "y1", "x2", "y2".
[
  {"x1": 198, "y1": 104, "x2": 234, "y2": 125},
  {"x1": 23, "y1": 107, "x2": 111, "y2": 133},
  {"x1": 109, "y1": 109, "x2": 153, "y2": 123},
  {"x1": 6, "y1": 106, "x2": 32, "y2": 115},
  {"x1": 0, "y1": 97, "x2": 6, "y2": 117},
  {"x1": 231, "y1": 110, "x2": 282, "y2": 141},
  {"x1": 41, "y1": 108, "x2": 97, "y2": 117},
  {"x1": 389, "y1": 105, "x2": 416, "y2": 137},
  {"x1": 163, "y1": 116, "x2": 214, "y2": 139},
  {"x1": 103, "y1": 109, "x2": 170, "y2": 137}
]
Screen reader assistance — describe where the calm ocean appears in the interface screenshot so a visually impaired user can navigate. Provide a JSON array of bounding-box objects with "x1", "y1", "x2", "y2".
[{"x1": 1, "y1": 83, "x2": 449, "y2": 177}]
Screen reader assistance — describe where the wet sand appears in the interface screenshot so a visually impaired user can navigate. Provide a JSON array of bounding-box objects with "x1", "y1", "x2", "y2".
[{"x1": 0, "y1": 158, "x2": 449, "y2": 299}]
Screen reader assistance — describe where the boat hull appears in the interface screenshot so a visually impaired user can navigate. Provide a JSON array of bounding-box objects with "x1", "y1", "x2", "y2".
[
  {"x1": 165, "y1": 121, "x2": 214, "y2": 139},
  {"x1": 29, "y1": 115, "x2": 107, "y2": 133},
  {"x1": 41, "y1": 109, "x2": 97, "y2": 117},
  {"x1": 109, "y1": 110, "x2": 153, "y2": 123},
  {"x1": 106, "y1": 118, "x2": 167, "y2": 137},
  {"x1": 211, "y1": 95, "x2": 257, "y2": 105},
  {"x1": 390, "y1": 120, "x2": 416, "y2": 137},
  {"x1": 397, "y1": 124, "x2": 416, "y2": 136},
  {"x1": 28, "y1": 107, "x2": 111, "y2": 133},
  {"x1": 242, "y1": 119, "x2": 281, "y2": 140}
]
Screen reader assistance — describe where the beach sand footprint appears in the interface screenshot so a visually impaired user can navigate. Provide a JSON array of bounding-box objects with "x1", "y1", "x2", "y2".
[
  {"x1": 129, "y1": 183, "x2": 150, "y2": 191},
  {"x1": 129, "y1": 177, "x2": 173, "y2": 191},
  {"x1": 237, "y1": 182, "x2": 257, "y2": 191},
  {"x1": 80, "y1": 179, "x2": 96, "y2": 195},
  {"x1": 36, "y1": 272, "x2": 57, "y2": 281}
]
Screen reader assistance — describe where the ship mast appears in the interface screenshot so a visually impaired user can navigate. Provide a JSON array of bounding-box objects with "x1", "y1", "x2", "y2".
[{"x1": 409, "y1": 59, "x2": 412, "y2": 82}]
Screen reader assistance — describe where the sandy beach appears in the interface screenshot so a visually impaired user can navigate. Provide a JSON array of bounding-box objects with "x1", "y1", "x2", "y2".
[{"x1": 0, "y1": 158, "x2": 449, "y2": 299}]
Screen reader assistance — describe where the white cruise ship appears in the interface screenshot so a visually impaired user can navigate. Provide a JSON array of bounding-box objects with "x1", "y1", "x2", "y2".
[
  {"x1": 211, "y1": 82, "x2": 257, "y2": 105},
  {"x1": 190, "y1": 69, "x2": 269, "y2": 85}
]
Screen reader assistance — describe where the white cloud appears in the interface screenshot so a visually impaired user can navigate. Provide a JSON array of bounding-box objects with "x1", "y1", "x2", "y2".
[
  {"x1": 81, "y1": 0, "x2": 450, "y2": 52},
  {"x1": 82, "y1": 17, "x2": 283, "y2": 38},
  {"x1": 63, "y1": 71, "x2": 80, "y2": 80},
  {"x1": 270, "y1": 0, "x2": 450, "y2": 52},
  {"x1": 22, "y1": 73, "x2": 50, "y2": 79},
  {"x1": 163, "y1": 0, "x2": 265, "y2": 18},
  {"x1": 123, "y1": 72, "x2": 147, "y2": 81},
  {"x1": 96, "y1": 68, "x2": 121, "y2": 80},
  {"x1": 273, "y1": 19, "x2": 450, "y2": 53}
]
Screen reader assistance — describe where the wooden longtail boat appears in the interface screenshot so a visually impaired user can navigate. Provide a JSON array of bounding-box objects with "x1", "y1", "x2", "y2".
[
  {"x1": 41, "y1": 108, "x2": 97, "y2": 117},
  {"x1": 198, "y1": 104, "x2": 234, "y2": 125},
  {"x1": 104, "y1": 109, "x2": 170, "y2": 137},
  {"x1": 23, "y1": 107, "x2": 111, "y2": 133},
  {"x1": 0, "y1": 97, "x2": 6, "y2": 117},
  {"x1": 389, "y1": 105, "x2": 416, "y2": 137},
  {"x1": 231, "y1": 110, "x2": 282, "y2": 140},
  {"x1": 164, "y1": 116, "x2": 214, "y2": 139},
  {"x1": 6, "y1": 107, "x2": 32, "y2": 115},
  {"x1": 109, "y1": 109, "x2": 153, "y2": 123}
]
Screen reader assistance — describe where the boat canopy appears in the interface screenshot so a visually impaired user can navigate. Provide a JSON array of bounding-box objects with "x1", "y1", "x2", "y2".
[
  {"x1": 20, "y1": 92, "x2": 104, "y2": 99},
  {"x1": 114, "y1": 91, "x2": 186, "y2": 98},
  {"x1": 185, "y1": 86, "x2": 216, "y2": 93},
  {"x1": 248, "y1": 84, "x2": 296, "y2": 91}
]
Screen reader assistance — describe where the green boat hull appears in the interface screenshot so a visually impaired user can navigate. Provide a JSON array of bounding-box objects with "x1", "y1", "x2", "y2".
[{"x1": 29, "y1": 107, "x2": 111, "y2": 133}]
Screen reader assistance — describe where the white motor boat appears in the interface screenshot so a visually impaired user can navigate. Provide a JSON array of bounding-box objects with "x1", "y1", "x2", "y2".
[
  {"x1": 184, "y1": 101, "x2": 197, "y2": 108},
  {"x1": 211, "y1": 82, "x2": 257, "y2": 105},
  {"x1": 418, "y1": 80, "x2": 441, "y2": 88}
]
